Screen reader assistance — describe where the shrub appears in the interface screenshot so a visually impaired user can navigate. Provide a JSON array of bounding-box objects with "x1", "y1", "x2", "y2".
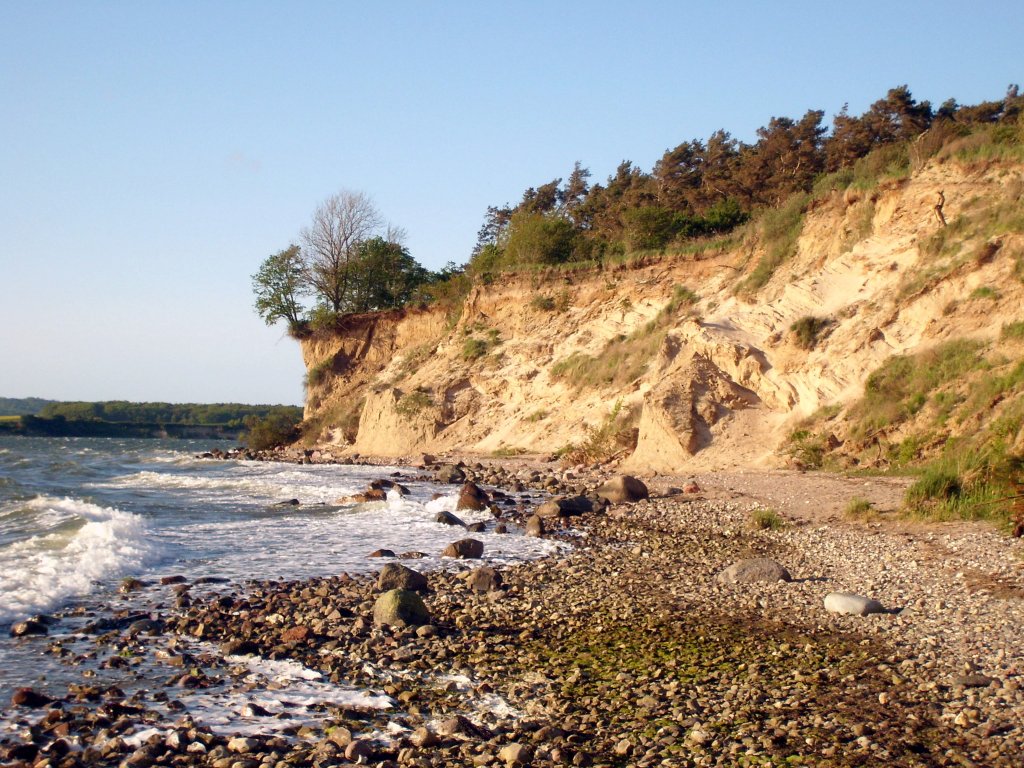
[
  {"x1": 504, "y1": 211, "x2": 578, "y2": 266},
  {"x1": 305, "y1": 359, "x2": 333, "y2": 388},
  {"x1": 461, "y1": 337, "x2": 489, "y2": 360},
  {"x1": 530, "y1": 295, "x2": 557, "y2": 312},
  {"x1": 560, "y1": 401, "x2": 639, "y2": 465},
  {"x1": 785, "y1": 429, "x2": 827, "y2": 468},
  {"x1": 751, "y1": 508, "x2": 784, "y2": 530},
  {"x1": 790, "y1": 316, "x2": 832, "y2": 350},
  {"x1": 969, "y1": 285, "x2": 999, "y2": 300},
  {"x1": 244, "y1": 412, "x2": 300, "y2": 451}
]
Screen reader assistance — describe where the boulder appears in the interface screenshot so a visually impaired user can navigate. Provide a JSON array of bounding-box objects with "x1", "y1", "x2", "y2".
[
  {"x1": 11, "y1": 688, "x2": 53, "y2": 708},
  {"x1": 373, "y1": 589, "x2": 430, "y2": 627},
  {"x1": 824, "y1": 592, "x2": 887, "y2": 616},
  {"x1": 9, "y1": 619, "x2": 48, "y2": 637},
  {"x1": 442, "y1": 538, "x2": 484, "y2": 559},
  {"x1": 466, "y1": 521, "x2": 486, "y2": 533},
  {"x1": 596, "y1": 475, "x2": 649, "y2": 503},
  {"x1": 467, "y1": 566, "x2": 503, "y2": 592},
  {"x1": 525, "y1": 515, "x2": 545, "y2": 537},
  {"x1": 499, "y1": 743, "x2": 533, "y2": 766},
  {"x1": 535, "y1": 496, "x2": 594, "y2": 517},
  {"x1": 718, "y1": 558, "x2": 792, "y2": 584},
  {"x1": 456, "y1": 482, "x2": 490, "y2": 511},
  {"x1": 436, "y1": 510, "x2": 467, "y2": 527},
  {"x1": 435, "y1": 464, "x2": 466, "y2": 484},
  {"x1": 280, "y1": 625, "x2": 312, "y2": 643},
  {"x1": 367, "y1": 549, "x2": 397, "y2": 558},
  {"x1": 377, "y1": 562, "x2": 429, "y2": 592},
  {"x1": 221, "y1": 639, "x2": 260, "y2": 656}
]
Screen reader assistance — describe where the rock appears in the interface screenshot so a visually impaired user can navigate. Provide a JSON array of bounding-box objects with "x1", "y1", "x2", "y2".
[
  {"x1": 442, "y1": 538, "x2": 484, "y2": 559},
  {"x1": 824, "y1": 592, "x2": 887, "y2": 616},
  {"x1": 275, "y1": 498, "x2": 300, "y2": 506},
  {"x1": 525, "y1": 515, "x2": 545, "y2": 537},
  {"x1": 457, "y1": 482, "x2": 490, "y2": 511},
  {"x1": 345, "y1": 739, "x2": 374, "y2": 761},
  {"x1": 682, "y1": 481, "x2": 701, "y2": 493},
  {"x1": 467, "y1": 566, "x2": 503, "y2": 592},
  {"x1": 412, "y1": 453, "x2": 436, "y2": 468},
  {"x1": 280, "y1": 625, "x2": 312, "y2": 643},
  {"x1": 466, "y1": 521, "x2": 486, "y2": 533},
  {"x1": 220, "y1": 639, "x2": 260, "y2": 656},
  {"x1": 435, "y1": 464, "x2": 466, "y2": 484},
  {"x1": 499, "y1": 742, "x2": 533, "y2": 765},
  {"x1": 11, "y1": 688, "x2": 54, "y2": 708},
  {"x1": 377, "y1": 562, "x2": 429, "y2": 592},
  {"x1": 596, "y1": 475, "x2": 649, "y2": 503},
  {"x1": 160, "y1": 575, "x2": 187, "y2": 585},
  {"x1": 337, "y1": 488, "x2": 387, "y2": 504},
  {"x1": 227, "y1": 736, "x2": 258, "y2": 753},
  {"x1": 119, "y1": 577, "x2": 146, "y2": 593},
  {"x1": 718, "y1": 558, "x2": 792, "y2": 584},
  {"x1": 368, "y1": 549, "x2": 397, "y2": 558},
  {"x1": 535, "y1": 496, "x2": 593, "y2": 517},
  {"x1": 954, "y1": 673, "x2": 997, "y2": 688},
  {"x1": 436, "y1": 510, "x2": 467, "y2": 527},
  {"x1": 9, "y1": 619, "x2": 48, "y2": 637},
  {"x1": 373, "y1": 589, "x2": 431, "y2": 627}
]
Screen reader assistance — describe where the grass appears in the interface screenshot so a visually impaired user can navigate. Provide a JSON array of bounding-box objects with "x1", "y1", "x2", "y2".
[
  {"x1": 751, "y1": 508, "x2": 785, "y2": 530},
  {"x1": 550, "y1": 285, "x2": 698, "y2": 390},
  {"x1": 395, "y1": 388, "x2": 433, "y2": 418},
  {"x1": 305, "y1": 358, "x2": 333, "y2": 389},
  {"x1": 525, "y1": 409, "x2": 548, "y2": 423},
  {"x1": 844, "y1": 497, "x2": 876, "y2": 520},
  {"x1": 739, "y1": 192, "x2": 809, "y2": 294},
  {"x1": 491, "y1": 446, "x2": 527, "y2": 458},
  {"x1": 1001, "y1": 321, "x2": 1024, "y2": 341},
  {"x1": 846, "y1": 339, "x2": 986, "y2": 439},
  {"x1": 529, "y1": 294, "x2": 556, "y2": 312},
  {"x1": 790, "y1": 316, "x2": 832, "y2": 350},
  {"x1": 969, "y1": 285, "x2": 1000, "y2": 300}
]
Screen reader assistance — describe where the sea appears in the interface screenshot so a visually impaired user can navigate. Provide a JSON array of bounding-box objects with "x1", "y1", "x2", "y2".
[{"x1": 0, "y1": 437, "x2": 560, "y2": 740}]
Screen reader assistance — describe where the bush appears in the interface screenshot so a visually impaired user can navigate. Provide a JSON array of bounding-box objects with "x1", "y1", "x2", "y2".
[
  {"x1": 560, "y1": 401, "x2": 639, "y2": 465},
  {"x1": 503, "y1": 211, "x2": 578, "y2": 266},
  {"x1": 244, "y1": 412, "x2": 300, "y2": 451},
  {"x1": 461, "y1": 337, "x2": 490, "y2": 360},
  {"x1": 790, "y1": 316, "x2": 832, "y2": 350},
  {"x1": 1001, "y1": 321, "x2": 1024, "y2": 340},
  {"x1": 530, "y1": 295, "x2": 556, "y2": 312},
  {"x1": 305, "y1": 359, "x2": 333, "y2": 388},
  {"x1": 844, "y1": 497, "x2": 875, "y2": 519},
  {"x1": 751, "y1": 508, "x2": 784, "y2": 530}
]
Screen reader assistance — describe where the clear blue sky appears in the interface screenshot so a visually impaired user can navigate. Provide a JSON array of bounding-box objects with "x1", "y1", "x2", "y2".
[{"x1": 1, "y1": 1, "x2": 1020, "y2": 405}]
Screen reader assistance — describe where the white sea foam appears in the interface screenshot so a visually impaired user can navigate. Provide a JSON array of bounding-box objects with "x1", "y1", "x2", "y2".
[
  {"x1": 177, "y1": 650, "x2": 393, "y2": 736},
  {"x1": 0, "y1": 496, "x2": 159, "y2": 623}
]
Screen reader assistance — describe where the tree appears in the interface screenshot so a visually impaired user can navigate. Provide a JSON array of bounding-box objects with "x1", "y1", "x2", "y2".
[
  {"x1": 348, "y1": 237, "x2": 430, "y2": 312},
  {"x1": 301, "y1": 190, "x2": 383, "y2": 313},
  {"x1": 252, "y1": 245, "x2": 307, "y2": 329}
]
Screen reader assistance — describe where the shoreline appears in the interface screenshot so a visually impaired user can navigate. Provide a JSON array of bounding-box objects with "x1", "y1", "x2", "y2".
[{"x1": 3, "y1": 460, "x2": 1023, "y2": 766}]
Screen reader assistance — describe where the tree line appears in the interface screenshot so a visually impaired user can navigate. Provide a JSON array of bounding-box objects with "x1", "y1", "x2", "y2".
[
  {"x1": 253, "y1": 84, "x2": 1022, "y2": 333},
  {"x1": 38, "y1": 400, "x2": 302, "y2": 427},
  {"x1": 470, "y1": 84, "x2": 1023, "y2": 271}
]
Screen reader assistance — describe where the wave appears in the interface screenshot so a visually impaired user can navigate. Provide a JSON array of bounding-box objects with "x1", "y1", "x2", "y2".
[{"x1": 0, "y1": 496, "x2": 160, "y2": 624}]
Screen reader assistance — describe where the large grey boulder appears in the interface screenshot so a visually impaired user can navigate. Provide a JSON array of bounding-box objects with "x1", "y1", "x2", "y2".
[
  {"x1": 824, "y1": 592, "x2": 887, "y2": 616},
  {"x1": 373, "y1": 589, "x2": 430, "y2": 627},
  {"x1": 442, "y1": 538, "x2": 484, "y2": 559},
  {"x1": 718, "y1": 558, "x2": 792, "y2": 584},
  {"x1": 377, "y1": 563, "x2": 428, "y2": 593},
  {"x1": 596, "y1": 475, "x2": 649, "y2": 503}
]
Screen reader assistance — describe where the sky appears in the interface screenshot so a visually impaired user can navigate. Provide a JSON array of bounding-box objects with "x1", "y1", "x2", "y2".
[{"x1": 1, "y1": 1, "x2": 1021, "y2": 406}]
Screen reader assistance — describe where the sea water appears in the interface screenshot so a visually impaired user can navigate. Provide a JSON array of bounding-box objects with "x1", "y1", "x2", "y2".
[{"x1": 0, "y1": 437, "x2": 560, "y2": 734}]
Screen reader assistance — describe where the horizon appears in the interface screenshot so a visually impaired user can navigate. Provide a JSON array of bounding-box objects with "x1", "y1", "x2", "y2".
[{"x1": 2, "y1": 0, "x2": 1021, "y2": 405}]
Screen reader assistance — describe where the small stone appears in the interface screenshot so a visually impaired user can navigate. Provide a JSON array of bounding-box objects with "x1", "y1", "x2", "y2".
[{"x1": 227, "y1": 737, "x2": 258, "y2": 753}]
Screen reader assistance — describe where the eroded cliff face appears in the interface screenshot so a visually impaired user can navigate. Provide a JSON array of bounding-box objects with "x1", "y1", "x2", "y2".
[{"x1": 299, "y1": 158, "x2": 1024, "y2": 472}]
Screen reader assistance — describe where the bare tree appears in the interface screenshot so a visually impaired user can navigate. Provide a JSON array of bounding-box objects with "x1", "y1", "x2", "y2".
[{"x1": 301, "y1": 190, "x2": 383, "y2": 313}]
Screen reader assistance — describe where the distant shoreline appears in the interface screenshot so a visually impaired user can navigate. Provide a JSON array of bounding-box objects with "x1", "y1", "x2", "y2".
[{"x1": 0, "y1": 416, "x2": 242, "y2": 440}]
